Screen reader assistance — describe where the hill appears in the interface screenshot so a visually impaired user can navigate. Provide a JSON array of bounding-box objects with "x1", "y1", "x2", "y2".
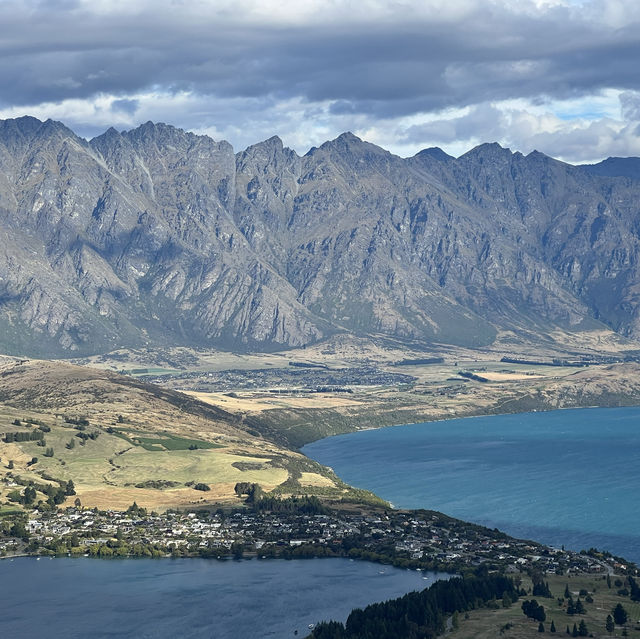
[{"x1": 0, "y1": 359, "x2": 360, "y2": 511}]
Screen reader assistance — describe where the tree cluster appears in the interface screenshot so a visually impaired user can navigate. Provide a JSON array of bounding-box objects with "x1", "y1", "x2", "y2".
[
  {"x1": 252, "y1": 495, "x2": 328, "y2": 514},
  {"x1": 75, "y1": 431, "x2": 100, "y2": 442},
  {"x1": 567, "y1": 620, "x2": 589, "y2": 637},
  {"x1": 566, "y1": 597, "x2": 585, "y2": 615},
  {"x1": 234, "y1": 482, "x2": 263, "y2": 503},
  {"x1": 7, "y1": 478, "x2": 74, "y2": 507},
  {"x1": 64, "y1": 416, "x2": 90, "y2": 427},
  {"x1": 3, "y1": 430, "x2": 44, "y2": 443},
  {"x1": 522, "y1": 599, "x2": 546, "y2": 622},
  {"x1": 532, "y1": 580, "x2": 552, "y2": 598},
  {"x1": 308, "y1": 574, "x2": 518, "y2": 639}
]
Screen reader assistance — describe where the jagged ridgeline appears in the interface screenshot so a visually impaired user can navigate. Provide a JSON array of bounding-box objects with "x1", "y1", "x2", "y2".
[{"x1": 1, "y1": 116, "x2": 640, "y2": 356}]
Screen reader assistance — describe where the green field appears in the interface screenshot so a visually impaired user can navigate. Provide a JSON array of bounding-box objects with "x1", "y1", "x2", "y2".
[{"x1": 132, "y1": 434, "x2": 222, "y2": 451}]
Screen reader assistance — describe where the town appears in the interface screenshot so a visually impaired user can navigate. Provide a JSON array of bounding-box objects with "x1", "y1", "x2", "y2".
[{"x1": 0, "y1": 499, "x2": 629, "y2": 579}]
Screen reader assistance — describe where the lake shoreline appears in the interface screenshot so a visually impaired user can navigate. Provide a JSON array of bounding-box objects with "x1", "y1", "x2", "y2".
[{"x1": 303, "y1": 405, "x2": 640, "y2": 566}]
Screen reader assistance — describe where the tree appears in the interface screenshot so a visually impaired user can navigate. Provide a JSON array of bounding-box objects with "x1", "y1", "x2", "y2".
[
  {"x1": 452, "y1": 611, "x2": 459, "y2": 630},
  {"x1": 246, "y1": 483, "x2": 263, "y2": 503},
  {"x1": 23, "y1": 485, "x2": 37, "y2": 505},
  {"x1": 65, "y1": 480, "x2": 76, "y2": 496},
  {"x1": 10, "y1": 521, "x2": 29, "y2": 540},
  {"x1": 127, "y1": 502, "x2": 147, "y2": 517},
  {"x1": 522, "y1": 600, "x2": 546, "y2": 622},
  {"x1": 613, "y1": 603, "x2": 628, "y2": 625},
  {"x1": 571, "y1": 622, "x2": 578, "y2": 637},
  {"x1": 7, "y1": 460, "x2": 13, "y2": 469},
  {"x1": 605, "y1": 614, "x2": 614, "y2": 635},
  {"x1": 7, "y1": 489, "x2": 22, "y2": 503},
  {"x1": 628, "y1": 576, "x2": 640, "y2": 602},
  {"x1": 550, "y1": 619, "x2": 556, "y2": 633},
  {"x1": 564, "y1": 584, "x2": 571, "y2": 599},
  {"x1": 578, "y1": 620, "x2": 588, "y2": 637},
  {"x1": 66, "y1": 438, "x2": 75, "y2": 450},
  {"x1": 539, "y1": 622, "x2": 545, "y2": 632}
]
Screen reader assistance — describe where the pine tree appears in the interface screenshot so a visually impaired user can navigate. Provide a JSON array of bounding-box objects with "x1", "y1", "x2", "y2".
[
  {"x1": 613, "y1": 603, "x2": 628, "y2": 625},
  {"x1": 550, "y1": 619, "x2": 556, "y2": 632},
  {"x1": 539, "y1": 621, "x2": 545, "y2": 632},
  {"x1": 606, "y1": 614, "x2": 615, "y2": 634},
  {"x1": 578, "y1": 620, "x2": 588, "y2": 636}
]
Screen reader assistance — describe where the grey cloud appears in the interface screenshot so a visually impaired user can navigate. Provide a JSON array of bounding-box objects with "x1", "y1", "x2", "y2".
[
  {"x1": 111, "y1": 98, "x2": 139, "y2": 115},
  {"x1": 401, "y1": 104, "x2": 506, "y2": 145},
  {"x1": 620, "y1": 91, "x2": 640, "y2": 121},
  {"x1": 515, "y1": 119, "x2": 640, "y2": 163},
  {"x1": 2, "y1": 2, "x2": 640, "y2": 119}
]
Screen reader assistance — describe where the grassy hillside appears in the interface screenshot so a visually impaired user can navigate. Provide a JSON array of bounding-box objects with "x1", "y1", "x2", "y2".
[
  {"x1": 451, "y1": 571, "x2": 640, "y2": 639},
  {"x1": 0, "y1": 360, "x2": 375, "y2": 511}
]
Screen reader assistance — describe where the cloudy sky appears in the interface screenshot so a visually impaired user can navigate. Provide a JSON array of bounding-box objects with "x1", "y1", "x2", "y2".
[{"x1": 1, "y1": 0, "x2": 639, "y2": 162}]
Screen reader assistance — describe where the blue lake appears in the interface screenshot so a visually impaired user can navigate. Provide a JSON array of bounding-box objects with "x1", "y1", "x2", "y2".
[
  {"x1": 0, "y1": 557, "x2": 444, "y2": 639},
  {"x1": 303, "y1": 406, "x2": 640, "y2": 563}
]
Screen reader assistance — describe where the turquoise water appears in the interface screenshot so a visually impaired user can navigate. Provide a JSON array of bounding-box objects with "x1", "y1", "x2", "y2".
[
  {"x1": 0, "y1": 557, "x2": 445, "y2": 638},
  {"x1": 303, "y1": 406, "x2": 640, "y2": 563}
]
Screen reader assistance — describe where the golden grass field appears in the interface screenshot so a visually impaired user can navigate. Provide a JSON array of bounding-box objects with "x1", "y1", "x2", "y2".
[{"x1": 184, "y1": 390, "x2": 364, "y2": 413}]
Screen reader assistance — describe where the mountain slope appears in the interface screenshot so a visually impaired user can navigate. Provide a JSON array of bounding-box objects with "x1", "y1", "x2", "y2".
[
  {"x1": 1, "y1": 116, "x2": 640, "y2": 355},
  {"x1": 0, "y1": 359, "x2": 346, "y2": 510}
]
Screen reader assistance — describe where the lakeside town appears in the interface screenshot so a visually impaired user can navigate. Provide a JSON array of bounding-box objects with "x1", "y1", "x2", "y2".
[{"x1": 0, "y1": 500, "x2": 630, "y2": 579}]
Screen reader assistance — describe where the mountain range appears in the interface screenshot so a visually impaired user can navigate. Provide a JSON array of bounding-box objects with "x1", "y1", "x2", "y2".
[{"x1": 1, "y1": 115, "x2": 640, "y2": 356}]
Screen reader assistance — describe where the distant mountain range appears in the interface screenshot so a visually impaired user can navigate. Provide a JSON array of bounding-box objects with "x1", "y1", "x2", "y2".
[{"x1": 1, "y1": 116, "x2": 640, "y2": 356}]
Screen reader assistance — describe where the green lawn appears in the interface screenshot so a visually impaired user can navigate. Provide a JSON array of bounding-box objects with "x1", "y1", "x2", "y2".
[{"x1": 133, "y1": 434, "x2": 222, "y2": 451}]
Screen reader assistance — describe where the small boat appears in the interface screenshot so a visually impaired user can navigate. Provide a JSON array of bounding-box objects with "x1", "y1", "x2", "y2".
[{"x1": 308, "y1": 623, "x2": 315, "y2": 629}]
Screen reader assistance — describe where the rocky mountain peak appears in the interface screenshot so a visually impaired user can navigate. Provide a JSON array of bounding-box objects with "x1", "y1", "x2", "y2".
[
  {"x1": 459, "y1": 141, "x2": 513, "y2": 163},
  {"x1": 0, "y1": 115, "x2": 43, "y2": 141},
  {"x1": 2, "y1": 116, "x2": 640, "y2": 356},
  {"x1": 413, "y1": 147, "x2": 454, "y2": 162}
]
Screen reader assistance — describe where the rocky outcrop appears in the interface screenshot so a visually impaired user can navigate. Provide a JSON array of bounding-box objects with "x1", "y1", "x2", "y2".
[{"x1": 1, "y1": 116, "x2": 640, "y2": 355}]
